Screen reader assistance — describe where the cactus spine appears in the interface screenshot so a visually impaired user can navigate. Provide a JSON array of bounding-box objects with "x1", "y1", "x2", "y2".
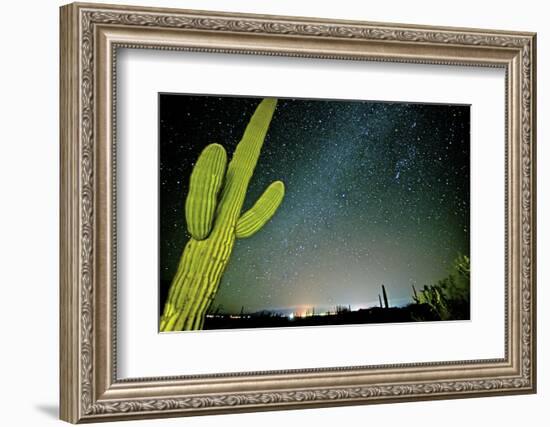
[{"x1": 160, "y1": 98, "x2": 285, "y2": 331}]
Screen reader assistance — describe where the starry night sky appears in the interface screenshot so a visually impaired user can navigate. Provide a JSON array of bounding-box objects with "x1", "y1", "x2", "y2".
[{"x1": 159, "y1": 94, "x2": 470, "y2": 315}]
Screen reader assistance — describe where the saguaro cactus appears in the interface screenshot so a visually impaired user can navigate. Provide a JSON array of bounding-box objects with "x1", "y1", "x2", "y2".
[
  {"x1": 160, "y1": 98, "x2": 285, "y2": 331},
  {"x1": 381, "y1": 284, "x2": 389, "y2": 308}
]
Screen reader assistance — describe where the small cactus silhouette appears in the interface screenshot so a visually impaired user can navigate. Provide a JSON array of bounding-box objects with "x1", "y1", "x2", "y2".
[
  {"x1": 381, "y1": 284, "x2": 389, "y2": 308},
  {"x1": 160, "y1": 98, "x2": 285, "y2": 331}
]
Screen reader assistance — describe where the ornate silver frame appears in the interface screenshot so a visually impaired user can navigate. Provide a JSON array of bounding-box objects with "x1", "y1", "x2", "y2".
[{"x1": 60, "y1": 2, "x2": 537, "y2": 423}]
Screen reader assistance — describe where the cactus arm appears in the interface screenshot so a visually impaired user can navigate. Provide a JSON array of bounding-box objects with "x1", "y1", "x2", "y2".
[
  {"x1": 185, "y1": 143, "x2": 227, "y2": 240},
  {"x1": 236, "y1": 180, "x2": 285, "y2": 239}
]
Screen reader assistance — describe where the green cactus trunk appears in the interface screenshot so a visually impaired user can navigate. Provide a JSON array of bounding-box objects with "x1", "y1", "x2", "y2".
[{"x1": 160, "y1": 98, "x2": 285, "y2": 332}]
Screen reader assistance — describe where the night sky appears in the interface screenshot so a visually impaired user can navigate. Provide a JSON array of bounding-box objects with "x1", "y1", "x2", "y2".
[{"x1": 159, "y1": 94, "x2": 469, "y2": 315}]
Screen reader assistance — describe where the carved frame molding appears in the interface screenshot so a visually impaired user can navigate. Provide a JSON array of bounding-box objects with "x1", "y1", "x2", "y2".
[{"x1": 60, "y1": 2, "x2": 536, "y2": 423}]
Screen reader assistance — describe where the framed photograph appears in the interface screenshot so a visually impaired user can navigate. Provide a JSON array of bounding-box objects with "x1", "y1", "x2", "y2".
[{"x1": 60, "y1": 2, "x2": 537, "y2": 423}]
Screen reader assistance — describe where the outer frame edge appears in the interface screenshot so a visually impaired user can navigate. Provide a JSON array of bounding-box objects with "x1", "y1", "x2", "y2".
[
  {"x1": 60, "y1": 3, "x2": 81, "y2": 424},
  {"x1": 59, "y1": 2, "x2": 537, "y2": 422}
]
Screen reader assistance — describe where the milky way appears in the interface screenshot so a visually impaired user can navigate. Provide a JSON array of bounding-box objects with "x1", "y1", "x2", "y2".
[{"x1": 159, "y1": 94, "x2": 470, "y2": 314}]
